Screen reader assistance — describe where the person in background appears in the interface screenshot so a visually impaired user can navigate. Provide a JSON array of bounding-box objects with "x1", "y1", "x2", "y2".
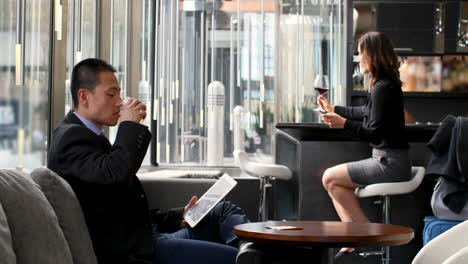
[
  {"x1": 318, "y1": 31, "x2": 411, "y2": 262},
  {"x1": 48, "y1": 58, "x2": 249, "y2": 264}
]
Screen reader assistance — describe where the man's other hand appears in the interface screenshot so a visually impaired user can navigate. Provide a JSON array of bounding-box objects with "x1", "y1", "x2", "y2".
[
  {"x1": 180, "y1": 196, "x2": 198, "y2": 228},
  {"x1": 120, "y1": 98, "x2": 147, "y2": 123}
]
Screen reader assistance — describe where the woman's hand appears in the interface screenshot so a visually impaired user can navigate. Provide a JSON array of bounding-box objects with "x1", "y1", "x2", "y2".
[
  {"x1": 318, "y1": 96, "x2": 335, "y2": 113},
  {"x1": 321, "y1": 112, "x2": 346, "y2": 128},
  {"x1": 180, "y1": 196, "x2": 198, "y2": 228}
]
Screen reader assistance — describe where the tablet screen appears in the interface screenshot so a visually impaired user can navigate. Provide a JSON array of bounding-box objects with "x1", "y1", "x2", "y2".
[{"x1": 183, "y1": 174, "x2": 237, "y2": 228}]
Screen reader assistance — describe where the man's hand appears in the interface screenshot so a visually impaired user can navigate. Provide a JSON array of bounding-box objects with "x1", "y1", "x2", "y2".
[
  {"x1": 318, "y1": 96, "x2": 335, "y2": 113},
  {"x1": 180, "y1": 196, "x2": 198, "y2": 228},
  {"x1": 321, "y1": 112, "x2": 346, "y2": 128},
  {"x1": 120, "y1": 98, "x2": 147, "y2": 123}
]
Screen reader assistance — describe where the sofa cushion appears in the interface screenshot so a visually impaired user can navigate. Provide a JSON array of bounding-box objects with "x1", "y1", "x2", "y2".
[
  {"x1": 0, "y1": 202, "x2": 15, "y2": 264},
  {"x1": 0, "y1": 169, "x2": 73, "y2": 264},
  {"x1": 31, "y1": 167, "x2": 97, "y2": 264}
]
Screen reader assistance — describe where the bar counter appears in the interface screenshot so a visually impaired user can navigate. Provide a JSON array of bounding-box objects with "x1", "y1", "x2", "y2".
[
  {"x1": 273, "y1": 123, "x2": 438, "y2": 264},
  {"x1": 275, "y1": 123, "x2": 438, "y2": 142}
]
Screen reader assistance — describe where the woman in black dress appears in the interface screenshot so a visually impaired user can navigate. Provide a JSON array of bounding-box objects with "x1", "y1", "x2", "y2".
[{"x1": 318, "y1": 31, "x2": 411, "y2": 260}]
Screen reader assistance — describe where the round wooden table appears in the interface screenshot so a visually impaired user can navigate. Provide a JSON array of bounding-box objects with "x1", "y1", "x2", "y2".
[{"x1": 234, "y1": 221, "x2": 414, "y2": 264}]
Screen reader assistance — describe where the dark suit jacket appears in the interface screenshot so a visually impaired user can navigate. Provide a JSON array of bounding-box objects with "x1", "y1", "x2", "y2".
[
  {"x1": 426, "y1": 115, "x2": 468, "y2": 213},
  {"x1": 48, "y1": 111, "x2": 183, "y2": 264}
]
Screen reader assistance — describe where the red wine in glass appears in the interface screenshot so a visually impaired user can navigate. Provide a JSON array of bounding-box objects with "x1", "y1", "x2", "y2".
[
  {"x1": 313, "y1": 74, "x2": 329, "y2": 113},
  {"x1": 315, "y1": 87, "x2": 329, "y2": 95}
]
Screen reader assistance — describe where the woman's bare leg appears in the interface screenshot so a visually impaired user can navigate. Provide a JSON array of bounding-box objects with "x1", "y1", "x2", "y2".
[{"x1": 322, "y1": 164, "x2": 369, "y2": 252}]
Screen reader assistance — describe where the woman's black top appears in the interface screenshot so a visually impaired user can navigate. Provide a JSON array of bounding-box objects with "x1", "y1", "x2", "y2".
[{"x1": 335, "y1": 78, "x2": 409, "y2": 149}]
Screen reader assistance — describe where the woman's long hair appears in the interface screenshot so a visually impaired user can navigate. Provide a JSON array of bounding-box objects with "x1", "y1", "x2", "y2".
[{"x1": 358, "y1": 31, "x2": 402, "y2": 90}]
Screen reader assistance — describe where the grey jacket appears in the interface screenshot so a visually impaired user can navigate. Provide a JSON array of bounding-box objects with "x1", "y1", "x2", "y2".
[{"x1": 426, "y1": 115, "x2": 468, "y2": 214}]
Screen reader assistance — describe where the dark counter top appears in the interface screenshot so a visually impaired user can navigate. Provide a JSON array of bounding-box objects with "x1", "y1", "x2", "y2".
[
  {"x1": 352, "y1": 91, "x2": 468, "y2": 98},
  {"x1": 275, "y1": 123, "x2": 438, "y2": 142}
]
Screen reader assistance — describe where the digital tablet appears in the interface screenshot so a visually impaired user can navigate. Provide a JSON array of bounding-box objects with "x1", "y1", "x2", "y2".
[{"x1": 183, "y1": 174, "x2": 237, "y2": 228}]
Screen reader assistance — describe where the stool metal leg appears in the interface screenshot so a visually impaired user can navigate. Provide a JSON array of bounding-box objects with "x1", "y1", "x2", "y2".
[
  {"x1": 258, "y1": 176, "x2": 270, "y2": 222},
  {"x1": 382, "y1": 196, "x2": 391, "y2": 264},
  {"x1": 258, "y1": 177, "x2": 264, "y2": 222}
]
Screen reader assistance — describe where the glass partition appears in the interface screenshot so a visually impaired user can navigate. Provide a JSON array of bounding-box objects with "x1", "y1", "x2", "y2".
[
  {"x1": 276, "y1": 0, "x2": 347, "y2": 123},
  {"x1": 152, "y1": 0, "x2": 348, "y2": 166},
  {"x1": 0, "y1": 0, "x2": 51, "y2": 170}
]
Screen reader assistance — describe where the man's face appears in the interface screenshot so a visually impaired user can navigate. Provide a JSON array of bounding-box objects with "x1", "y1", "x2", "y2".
[{"x1": 83, "y1": 71, "x2": 122, "y2": 129}]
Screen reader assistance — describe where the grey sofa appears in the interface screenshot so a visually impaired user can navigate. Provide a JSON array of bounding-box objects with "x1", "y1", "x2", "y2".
[
  {"x1": 0, "y1": 168, "x2": 260, "y2": 264},
  {"x1": 0, "y1": 167, "x2": 97, "y2": 264}
]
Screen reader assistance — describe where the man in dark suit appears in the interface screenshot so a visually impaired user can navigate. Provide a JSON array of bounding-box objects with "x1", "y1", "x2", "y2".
[{"x1": 48, "y1": 58, "x2": 249, "y2": 264}]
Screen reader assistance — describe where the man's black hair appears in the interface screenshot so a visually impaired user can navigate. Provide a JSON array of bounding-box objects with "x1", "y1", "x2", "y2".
[{"x1": 70, "y1": 58, "x2": 116, "y2": 109}]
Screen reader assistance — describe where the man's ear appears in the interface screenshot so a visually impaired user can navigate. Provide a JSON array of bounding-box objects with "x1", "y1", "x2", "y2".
[{"x1": 77, "y1": 89, "x2": 89, "y2": 108}]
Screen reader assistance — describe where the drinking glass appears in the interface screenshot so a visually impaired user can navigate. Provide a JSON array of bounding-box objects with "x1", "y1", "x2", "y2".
[{"x1": 313, "y1": 74, "x2": 329, "y2": 113}]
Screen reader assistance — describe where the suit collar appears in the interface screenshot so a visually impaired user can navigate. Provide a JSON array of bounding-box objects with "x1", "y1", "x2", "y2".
[
  {"x1": 63, "y1": 110, "x2": 85, "y2": 126},
  {"x1": 63, "y1": 111, "x2": 110, "y2": 145}
]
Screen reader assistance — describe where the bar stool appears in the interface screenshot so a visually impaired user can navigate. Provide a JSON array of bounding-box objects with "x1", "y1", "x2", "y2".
[
  {"x1": 355, "y1": 166, "x2": 425, "y2": 264},
  {"x1": 233, "y1": 150, "x2": 292, "y2": 222}
]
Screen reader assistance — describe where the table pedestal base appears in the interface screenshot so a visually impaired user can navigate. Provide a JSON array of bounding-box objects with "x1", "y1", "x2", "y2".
[{"x1": 237, "y1": 242, "x2": 333, "y2": 264}]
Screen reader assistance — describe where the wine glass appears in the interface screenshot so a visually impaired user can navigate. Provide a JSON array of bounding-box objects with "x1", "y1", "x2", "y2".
[{"x1": 313, "y1": 74, "x2": 329, "y2": 113}]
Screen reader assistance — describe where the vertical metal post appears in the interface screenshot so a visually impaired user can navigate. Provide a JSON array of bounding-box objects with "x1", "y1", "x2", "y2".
[
  {"x1": 154, "y1": 0, "x2": 160, "y2": 164},
  {"x1": 70, "y1": 0, "x2": 75, "y2": 67},
  {"x1": 181, "y1": 45, "x2": 185, "y2": 162},
  {"x1": 110, "y1": 0, "x2": 114, "y2": 64},
  {"x1": 211, "y1": 3, "x2": 215, "y2": 84},
  {"x1": 160, "y1": 0, "x2": 166, "y2": 128},
  {"x1": 168, "y1": 0, "x2": 173, "y2": 128},
  {"x1": 174, "y1": 0, "x2": 180, "y2": 162},
  {"x1": 329, "y1": 6, "x2": 334, "y2": 102},
  {"x1": 95, "y1": 0, "x2": 100, "y2": 57},
  {"x1": 124, "y1": 0, "x2": 131, "y2": 97},
  {"x1": 301, "y1": 0, "x2": 304, "y2": 112},
  {"x1": 166, "y1": 0, "x2": 171, "y2": 162},
  {"x1": 258, "y1": 176, "x2": 269, "y2": 222},
  {"x1": 383, "y1": 196, "x2": 391, "y2": 264},
  {"x1": 141, "y1": 0, "x2": 146, "y2": 82},
  {"x1": 247, "y1": 16, "x2": 251, "y2": 128},
  {"x1": 237, "y1": 0, "x2": 241, "y2": 89},
  {"x1": 260, "y1": 0, "x2": 265, "y2": 129},
  {"x1": 200, "y1": 11, "x2": 204, "y2": 128},
  {"x1": 77, "y1": 0, "x2": 82, "y2": 62},
  {"x1": 229, "y1": 17, "x2": 234, "y2": 131},
  {"x1": 175, "y1": 2, "x2": 180, "y2": 101},
  {"x1": 15, "y1": 0, "x2": 26, "y2": 170},
  {"x1": 295, "y1": 0, "x2": 299, "y2": 122}
]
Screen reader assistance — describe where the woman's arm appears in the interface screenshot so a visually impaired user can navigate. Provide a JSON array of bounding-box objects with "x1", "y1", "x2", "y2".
[
  {"x1": 335, "y1": 104, "x2": 368, "y2": 121},
  {"x1": 318, "y1": 95, "x2": 366, "y2": 120},
  {"x1": 342, "y1": 83, "x2": 391, "y2": 144}
]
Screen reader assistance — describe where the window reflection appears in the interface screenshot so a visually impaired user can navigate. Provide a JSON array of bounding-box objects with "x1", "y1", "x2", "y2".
[
  {"x1": 152, "y1": 0, "x2": 347, "y2": 166},
  {"x1": 0, "y1": 0, "x2": 51, "y2": 170}
]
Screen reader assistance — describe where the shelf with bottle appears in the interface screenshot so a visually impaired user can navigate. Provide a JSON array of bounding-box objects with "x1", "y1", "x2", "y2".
[
  {"x1": 352, "y1": 54, "x2": 468, "y2": 96},
  {"x1": 399, "y1": 56, "x2": 441, "y2": 92},
  {"x1": 352, "y1": 55, "x2": 441, "y2": 93},
  {"x1": 441, "y1": 55, "x2": 468, "y2": 92}
]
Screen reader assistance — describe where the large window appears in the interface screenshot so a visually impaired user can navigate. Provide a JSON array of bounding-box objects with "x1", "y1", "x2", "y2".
[
  {"x1": 49, "y1": 0, "x2": 348, "y2": 169},
  {"x1": 152, "y1": 0, "x2": 348, "y2": 166},
  {"x1": 0, "y1": 0, "x2": 51, "y2": 170},
  {"x1": 276, "y1": 0, "x2": 347, "y2": 123}
]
